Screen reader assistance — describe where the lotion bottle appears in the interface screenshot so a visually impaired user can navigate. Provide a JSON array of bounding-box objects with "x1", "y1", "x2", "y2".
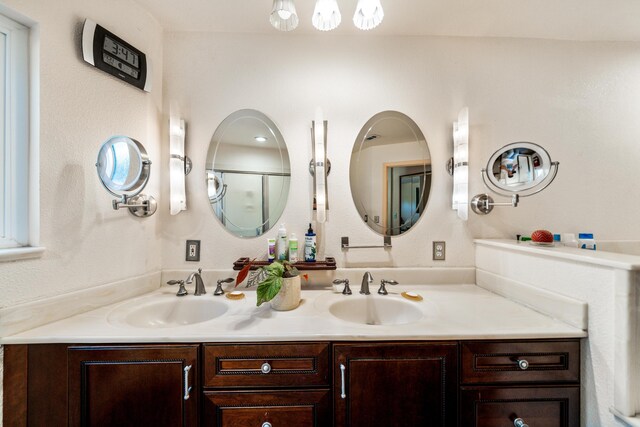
[
  {"x1": 288, "y1": 233, "x2": 299, "y2": 263},
  {"x1": 304, "y1": 223, "x2": 316, "y2": 262},
  {"x1": 276, "y1": 223, "x2": 288, "y2": 261}
]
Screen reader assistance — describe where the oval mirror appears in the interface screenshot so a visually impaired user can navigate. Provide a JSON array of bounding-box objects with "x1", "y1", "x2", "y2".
[
  {"x1": 350, "y1": 111, "x2": 432, "y2": 236},
  {"x1": 206, "y1": 109, "x2": 291, "y2": 238},
  {"x1": 484, "y1": 142, "x2": 558, "y2": 196},
  {"x1": 96, "y1": 135, "x2": 150, "y2": 197}
]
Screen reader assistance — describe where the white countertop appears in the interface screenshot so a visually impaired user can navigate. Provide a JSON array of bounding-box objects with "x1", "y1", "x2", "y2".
[
  {"x1": 475, "y1": 239, "x2": 640, "y2": 270},
  {"x1": 1, "y1": 283, "x2": 585, "y2": 344}
]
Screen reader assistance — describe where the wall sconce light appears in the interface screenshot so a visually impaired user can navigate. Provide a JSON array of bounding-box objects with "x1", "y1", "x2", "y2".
[
  {"x1": 353, "y1": 0, "x2": 384, "y2": 30},
  {"x1": 270, "y1": 0, "x2": 299, "y2": 31},
  {"x1": 169, "y1": 116, "x2": 191, "y2": 215},
  {"x1": 312, "y1": 0, "x2": 342, "y2": 31},
  {"x1": 310, "y1": 107, "x2": 330, "y2": 223},
  {"x1": 450, "y1": 107, "x2": 469, "y2": 220}
]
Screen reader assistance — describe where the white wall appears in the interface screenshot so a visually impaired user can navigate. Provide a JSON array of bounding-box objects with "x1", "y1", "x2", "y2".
[
  {"x1": 161, "y1": 33, "x2": 640, "y2": 270},
  {"x1": 0, "y1": 0, "x2": 163, "y2": 418},
  {"x1": 0, "y1": 0, "x2": 164, "y2": 308}
]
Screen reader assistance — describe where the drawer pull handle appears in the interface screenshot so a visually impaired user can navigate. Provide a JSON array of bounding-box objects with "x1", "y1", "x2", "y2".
[
  {"x1": 183, "y1": 365, "x2": 192, "y2": 400},
  {"x1": 262, "y1": 423, "x2": 272, "y2": 427},
  {"x1": 261, "y1": 362, "x2": 272, "y2": 374},
  {"x1": 340, "y1": 363, "x2": 346, "y2": 399},
  {"x1": 517, "y1": 359, "x2": 529, "y2": 370},
  {"x1": 514, "y1": 418, "x2": 529, "y2": 427}
]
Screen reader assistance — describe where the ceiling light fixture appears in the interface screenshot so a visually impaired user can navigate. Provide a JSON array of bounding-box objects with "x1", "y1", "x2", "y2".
[
  {"x1": 353, "y1": 0, "x2": 384, "y2": 30},
  {"x1": 270, "y1": 0, "x2": 299, "y2": 32},
  {"x1": 312, "y1": 0, "x2": 341, "y2": 31},
  {"x1": 254, "y1": 136, "x2": 268, "y2": 142}
]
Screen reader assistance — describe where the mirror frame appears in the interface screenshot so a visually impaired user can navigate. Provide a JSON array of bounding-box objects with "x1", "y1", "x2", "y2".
[
  {"x1": 350, "y1": 110, "x2": 432, "y2": 237},
  {"x1": 96, "y1": 135, "x2": 150, "y2": 198},
  {"x1": 483, "y1": 141, "x2": 558, "y2": 197},
  {"x1": 206, "y1": 109, "x2": 291, "y2": 238}
]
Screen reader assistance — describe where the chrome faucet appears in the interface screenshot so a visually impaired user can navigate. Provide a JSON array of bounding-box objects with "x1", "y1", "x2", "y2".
[
  {"x1": 333, "y1": 278, "x2": 352, "y2": 295},
  {"x1": 214, "y1": 277, "x2": 234, "y2": 296},
  {"x1": 186, "y1": 268, "x2": 206, "y2": 296},
  {"x1": 360, "y1": 272, "x2": 373, "y2": 295},
  {"x1": 378, "y1": 279, "x2": 398, "y2": 295},
  {"x1": 167, "y1": 279, "x2": 188, "y2": 296}
]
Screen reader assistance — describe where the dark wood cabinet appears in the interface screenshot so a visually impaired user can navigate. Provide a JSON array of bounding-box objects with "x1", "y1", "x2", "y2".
[
  {"x1": 460, "y1": 340, "x2": 581, "y2": 427},
  {"x1": 203, "y1": 390, "x2": 331, "y2": 426},
  {"x1": 66, "y1": 345, "x2": 199, "y2": 427},
  {"x1": 202, "y1": 343, "x2": 331, "y2": 427},
  {"x1": 460, "y1": 386, "x2": 580, "y2": 427},
  {"x1": 3, "y1": 339, "x2": 581, "y2": 427},
  {"x1": 333, "y1": 342, "x2": 459, "y2": 427},
  {"x1": 203, "y1": 343, "x2": 330, "y2": 388}
]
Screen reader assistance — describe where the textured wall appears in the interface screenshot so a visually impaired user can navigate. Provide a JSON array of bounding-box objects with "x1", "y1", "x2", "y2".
[
  {"x1": 161, "y1": 33, "x2": 640, "y2": 271},
  {"x1": 0, "y1": 0, "x2": 164, "y2": 308}
]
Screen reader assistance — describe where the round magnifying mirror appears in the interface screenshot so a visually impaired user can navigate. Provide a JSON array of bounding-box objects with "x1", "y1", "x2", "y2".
[
  {"x1": 96, "y1": 135, "x2": 150, "y2": 197},
  {"x1": 485, "y1": 142, "x2": 557, "y2": 196},
  {"x1": 206, "y1": 109, "x2": 291, "y2": 238},
  {"x1": 350, "y1": 111, "x2": 432, "y2": 236}
]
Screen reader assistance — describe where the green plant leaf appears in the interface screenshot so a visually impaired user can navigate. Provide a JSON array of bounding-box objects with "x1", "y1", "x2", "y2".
[
  {"x1": 256, "y1": 276, "x2": 282, "y2": 306},
  {"x1": 265, "y1": 261, "x2": 285, "y2": 276}
]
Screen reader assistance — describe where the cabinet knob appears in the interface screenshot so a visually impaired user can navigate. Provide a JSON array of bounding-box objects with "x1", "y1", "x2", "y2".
[
  {"x1": 262, "y1": 423, "x2": 272, "y2": 427},
  {"x1": 514, "y1": 418, "x2": 529, "y2": 427},
  {"x1": 517, "y1": 359, "x2": 529, "y2": 370},
  {"x1": 261, "y1": 362, "x2": 272, "y2": 374}
]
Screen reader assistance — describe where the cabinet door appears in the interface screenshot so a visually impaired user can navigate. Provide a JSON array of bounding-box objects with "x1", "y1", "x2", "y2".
[
  {"x1": 334, "y1": 342, "x2": 458, "y2": 427},
  {"x1": 460, "y1": 386, "x2": 580, "y2": 427},
  {"x1": 204, "y1": 389, "x2": 330, "y2": 427},
  {"x1": 68, "y1": 345, "x2": 198, "y2": 427}
]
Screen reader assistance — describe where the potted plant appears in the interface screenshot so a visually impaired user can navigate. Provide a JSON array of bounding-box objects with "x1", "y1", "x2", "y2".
[{"x1": 236, "y1": 260, "x2": 304, "y2": 310}]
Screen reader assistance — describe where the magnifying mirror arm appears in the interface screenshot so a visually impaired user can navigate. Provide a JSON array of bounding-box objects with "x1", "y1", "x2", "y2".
[
  {"x1": 470, "y1": 194, "x2": 519, "y2": 215},
  {"x1": 112, "y1": 194, "x2": 157, "y2": 217}
]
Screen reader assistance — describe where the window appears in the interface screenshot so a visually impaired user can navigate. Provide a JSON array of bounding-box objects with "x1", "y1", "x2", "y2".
[{"x1": 0, "y1": 11, "x2": 41, "y2": 261}]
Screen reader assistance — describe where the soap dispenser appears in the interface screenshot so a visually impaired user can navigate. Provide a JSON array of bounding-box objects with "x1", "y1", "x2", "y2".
[{"x1": 276, "y1": 223, "x2": 288, "y2": 261}]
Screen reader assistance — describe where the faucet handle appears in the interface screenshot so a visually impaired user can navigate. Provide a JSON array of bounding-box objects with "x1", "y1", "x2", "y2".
[
  {"x1": 333, "y1": 279, "x2": 352, "y2": 295},
  {"x1": 378, "y1": 279, "x2": 399, "y2": 295},
  {"x1": 167, "y1": 279, "x2": 188, "y2": 296},
  {"x1": 214, "y1": 277, "x2": 234, "y2": 296}
]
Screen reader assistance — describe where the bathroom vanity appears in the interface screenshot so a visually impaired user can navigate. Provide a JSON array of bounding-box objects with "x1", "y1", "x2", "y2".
[
  {"x1": 2, "y1": 282, "x2": 585, "y2": 427},
  {"x1": 5, "y1": 339, "x2": 580, "y2": 426}
]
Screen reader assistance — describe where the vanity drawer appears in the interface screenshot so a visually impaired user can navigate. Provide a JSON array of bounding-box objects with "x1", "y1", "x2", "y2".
[
  {"x1": 460, "y1": 386, "x2": 580, "y2": 427},
  {"x1": 203, "y1": 389, "x2": 330, "y2": 427},
  {"x1": 461, "y1": 340, "x2": 580, "y2": 384},
  {"x1": 203, "y1": 343, "x2": 330, "y2": 388}
]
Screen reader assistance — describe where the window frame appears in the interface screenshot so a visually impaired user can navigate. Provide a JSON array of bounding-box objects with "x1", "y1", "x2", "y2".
[{"x1": 0, "y1": 9, "x2": 42, "y2": 261}]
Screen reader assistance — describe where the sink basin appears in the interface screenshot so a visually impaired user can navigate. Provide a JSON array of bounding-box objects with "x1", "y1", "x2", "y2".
[
  {"x1": 109, "y1": 297, "x2": 229, "y2": 328},
  {"x1": 328, "y1": 297, "x2": 423, "y2": 326}
]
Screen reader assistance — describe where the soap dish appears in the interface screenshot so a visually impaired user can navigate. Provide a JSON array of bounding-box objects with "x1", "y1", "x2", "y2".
[
  {"x1": 226, "y1": 291, "x2": 245, "y2": 300},
  {"x1": 401, "y1": 291, "x2": 423, "y2": 302}
]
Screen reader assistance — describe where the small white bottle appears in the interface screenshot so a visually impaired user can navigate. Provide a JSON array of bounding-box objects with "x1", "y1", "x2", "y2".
[
  {"x1": 562, "y1": 233, "x2": 579, "y2": 248},
  {"x1": 288, "y1": 233, "x2": 299, "y2": 263},
  {"x1": 578, "y1": 233, "x2": 596, "y2": 250},
  {"x1": 276, "y1": 223, "x2": 288, "y2": 261}
]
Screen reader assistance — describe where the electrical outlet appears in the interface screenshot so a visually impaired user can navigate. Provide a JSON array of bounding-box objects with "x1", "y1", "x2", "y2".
[
  {"x1": 433, "y1": 241, "x2": 446, "y2": 261},
  {"x1": 186, "y1": 240, "x2": 200, "y2": 262}
]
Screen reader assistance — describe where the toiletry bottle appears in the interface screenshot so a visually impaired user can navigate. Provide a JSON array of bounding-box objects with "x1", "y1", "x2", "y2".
[
  {"x1": 562, "y1": 233, "x2": 579, "y2": 248},
  {"x1": 304, "y1": 223, "x2": 316, "y2": 262},
  {"x1": 288, "y1": 233, "x2": 299, "y2": 263},
  {"x1": 276, "y1": 223, "x2": 288, "y2": 261},
  {"x1": 267, "y1": 238, "x2": 276, "y2": 262},
  {"x1": 578, "y1": 233, "x2": 596, "y2": 250}
]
